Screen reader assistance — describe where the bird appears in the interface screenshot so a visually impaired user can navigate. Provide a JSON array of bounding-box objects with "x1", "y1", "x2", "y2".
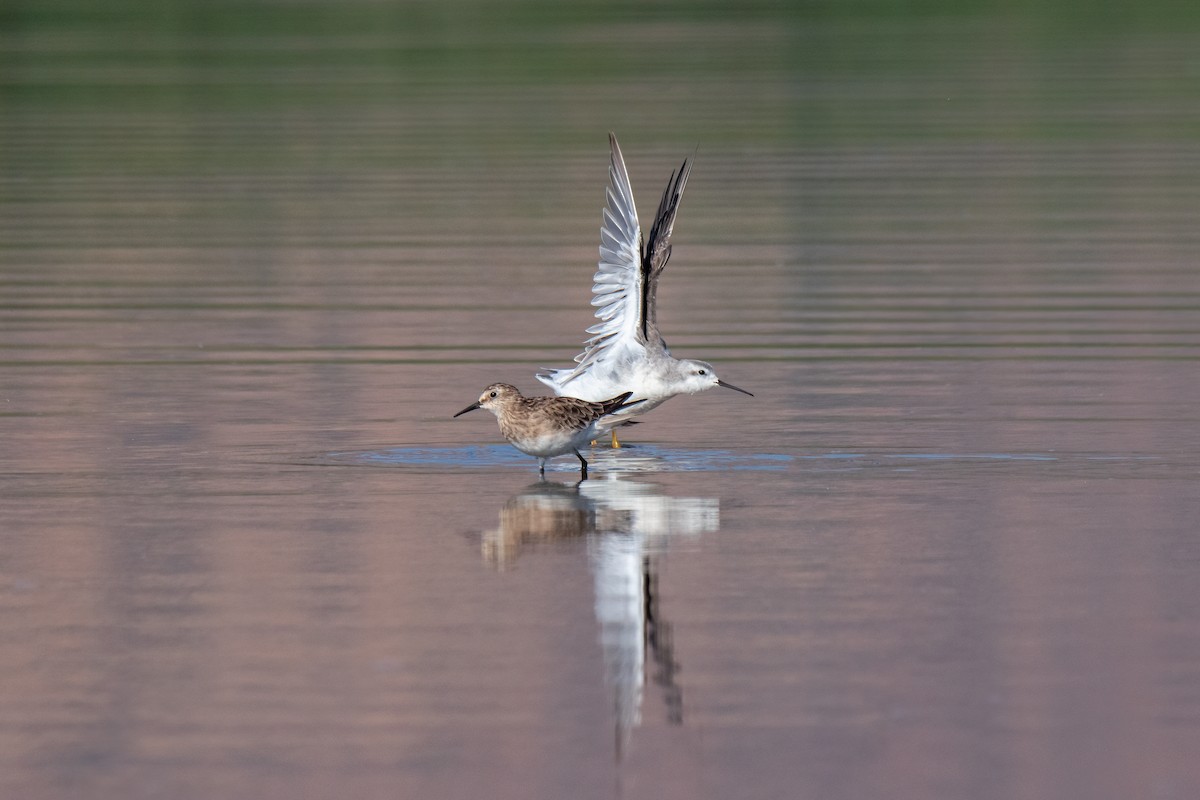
[
  {"x1": 453, "y1": 383, "x2": 643, "y2": 478},
  {"x1": 537, "y1": 132, "x2": 752, "y2": 448}
]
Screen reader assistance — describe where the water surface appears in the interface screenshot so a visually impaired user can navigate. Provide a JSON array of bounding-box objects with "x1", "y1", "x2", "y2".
[{"x1": 2, "y1": 3, "x2": 1200, "y2": 799}]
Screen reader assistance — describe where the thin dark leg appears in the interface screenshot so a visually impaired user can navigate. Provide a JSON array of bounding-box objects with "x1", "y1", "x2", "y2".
[
  {"x1": 574, "y1": 449, "x2": 588, "y2": 479},
  {"x1": 538, "y1": 458, "x2": 545, "y2": 476}
]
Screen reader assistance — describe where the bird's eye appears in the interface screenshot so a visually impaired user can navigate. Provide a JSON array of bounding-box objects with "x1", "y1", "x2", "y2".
[
  {"x1": 489, "y1": 391, "x2": 497, "y2": 398},
  {"x1": 697, "y1": 369, "x2": 707, "y2": 375}
]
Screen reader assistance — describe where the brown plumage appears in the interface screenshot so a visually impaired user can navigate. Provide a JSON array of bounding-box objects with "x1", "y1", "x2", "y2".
[{"x1": 453, "y1": 383, "x2": 641, "y2": 477}]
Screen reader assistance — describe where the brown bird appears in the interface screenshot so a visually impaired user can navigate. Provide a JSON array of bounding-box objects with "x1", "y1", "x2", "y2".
[{"x1": 454, "y1": 383, "x2": 642, "y2": 478}]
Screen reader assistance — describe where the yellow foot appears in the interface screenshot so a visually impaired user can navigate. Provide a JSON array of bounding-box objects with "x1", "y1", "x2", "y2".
[{"x1": 611, "y1": 430, "x2": 621, "y2": 449}]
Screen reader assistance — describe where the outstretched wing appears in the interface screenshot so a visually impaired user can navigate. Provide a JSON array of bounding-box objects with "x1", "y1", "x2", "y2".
[
  {"x1": 542, "y1": 133, "x2": 691, "y2": 389},
  {"x1": 641, "y1": 152, "x2": 690, "y2": 345}
]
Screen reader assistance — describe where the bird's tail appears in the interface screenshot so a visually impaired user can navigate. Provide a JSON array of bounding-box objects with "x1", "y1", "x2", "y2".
[{"x1": 598, "y1": 391, "x2": 644, "y2": 417}]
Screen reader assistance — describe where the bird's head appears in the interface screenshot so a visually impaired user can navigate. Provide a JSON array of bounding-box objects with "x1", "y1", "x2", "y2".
[
  {"x1": 454, "y1": 383, "x2": 522, "y2": 417},
  {"x1": 674, "y1": 360, "x2": 753, "y2": 397}
]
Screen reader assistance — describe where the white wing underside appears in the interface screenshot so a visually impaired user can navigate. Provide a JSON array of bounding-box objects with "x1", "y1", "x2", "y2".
[{"x1": 538, "y1": 134, "x2": 668, "y2": 401}]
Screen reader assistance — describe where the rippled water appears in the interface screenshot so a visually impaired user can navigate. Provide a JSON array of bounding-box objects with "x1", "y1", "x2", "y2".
[{"x1": 3, "y1": 3, "x2": 1200, "y2": 799}]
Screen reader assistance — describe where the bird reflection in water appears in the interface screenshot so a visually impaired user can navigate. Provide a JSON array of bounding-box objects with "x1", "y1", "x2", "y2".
[{"x1": 480, "y1": 476, "x2": 719, "y2": 755}]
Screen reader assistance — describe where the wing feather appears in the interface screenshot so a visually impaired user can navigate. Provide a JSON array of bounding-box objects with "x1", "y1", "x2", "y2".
[
  {"x1": 640, "y1": 155, "x2": 691, "y2": 342},
  {"x1": 541, "y1": 133, "x2": 646, "y2": 387},
  {"x1": 538, "y1": 134, "x2": 692, "y2": 394}
]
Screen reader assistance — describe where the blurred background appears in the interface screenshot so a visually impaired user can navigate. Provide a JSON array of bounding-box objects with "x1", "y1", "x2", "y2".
[{"x1": 2, "y1": 2, "x2": 1199, "y2": 799}]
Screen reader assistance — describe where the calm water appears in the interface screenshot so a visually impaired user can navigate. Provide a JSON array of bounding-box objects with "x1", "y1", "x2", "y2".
[{"x1": 3, "y1": 3, "x2": 1200, "y2": 798}]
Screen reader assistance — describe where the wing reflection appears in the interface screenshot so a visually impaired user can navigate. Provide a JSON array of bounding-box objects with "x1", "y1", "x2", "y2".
[{"x1": 480, "y1": 475, "x2": 718, "y2": 756}]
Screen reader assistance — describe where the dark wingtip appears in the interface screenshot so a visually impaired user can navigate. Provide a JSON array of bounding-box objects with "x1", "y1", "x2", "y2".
[{"x1": 601, "y1": 390, "x2": 644, "y2": 415}]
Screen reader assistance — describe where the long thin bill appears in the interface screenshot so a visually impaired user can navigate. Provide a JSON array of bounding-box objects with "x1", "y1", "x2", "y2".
[
  {"x1": 453, "y1": 402, "x2": 481, "y2": 418},
  {"x1": 717, "y1": 379, "x2": 754, "y2": 397}
]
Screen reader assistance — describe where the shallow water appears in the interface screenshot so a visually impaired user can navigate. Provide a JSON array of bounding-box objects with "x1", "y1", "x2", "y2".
[{"x1": 3, "y1": 3, "x2": 1200, "y2": 799}]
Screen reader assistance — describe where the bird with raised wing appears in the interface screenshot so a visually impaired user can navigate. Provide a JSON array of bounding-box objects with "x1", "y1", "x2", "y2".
[{"x1": 537, "y1": 133, "x2": 752, "y2": 447}]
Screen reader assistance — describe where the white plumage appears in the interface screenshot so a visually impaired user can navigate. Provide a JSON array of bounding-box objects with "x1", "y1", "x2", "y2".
[{"x1": 537, "y1": 133, "x2": 751, "y2": 444}]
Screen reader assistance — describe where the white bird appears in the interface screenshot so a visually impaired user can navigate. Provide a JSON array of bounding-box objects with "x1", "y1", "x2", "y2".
[{"x1": 537, "y1": 133, "x2": 752, "y2": 447}]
